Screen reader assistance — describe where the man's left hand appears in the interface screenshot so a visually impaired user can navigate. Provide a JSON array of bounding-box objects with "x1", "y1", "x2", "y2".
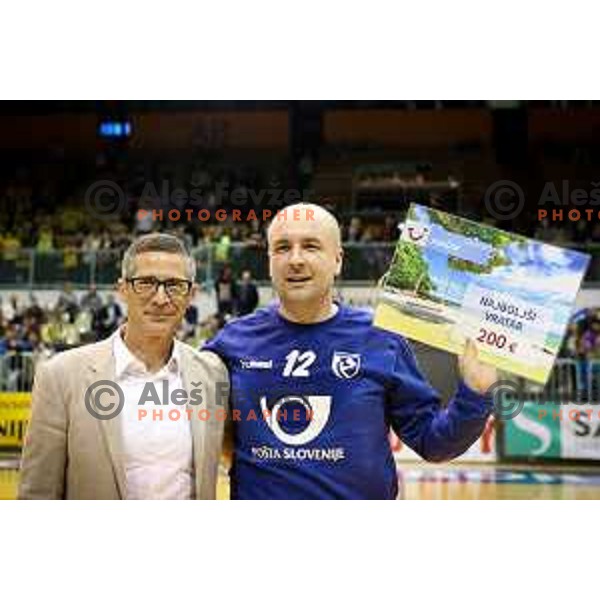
[{"x1": 458, "y1": 338, "x2": 498, "y2": 395}]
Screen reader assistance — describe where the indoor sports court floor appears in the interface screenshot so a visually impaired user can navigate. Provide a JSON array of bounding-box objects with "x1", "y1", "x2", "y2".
[{"x1": 3, "y1": 454, "x2": 600, "y2": 499}]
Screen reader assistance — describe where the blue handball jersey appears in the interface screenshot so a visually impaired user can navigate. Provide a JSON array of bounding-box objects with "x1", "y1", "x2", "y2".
[{"x1": 204, "y1": 303, "x2": 493, "y2": 500}]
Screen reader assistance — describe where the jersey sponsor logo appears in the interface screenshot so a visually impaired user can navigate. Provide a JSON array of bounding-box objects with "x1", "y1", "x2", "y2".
[
  {"x1": 331, "y1": 351, "x2": 361, "y2": 380},
  {"x1": 260, "y1": 394, "x2": 332, "y2": 445},
  {"x1": 240, "y1": 359, "x2": 273, "y2": 370},
  {"x1": 251, "y1": 445, "x2": 345, "y2": 462}
]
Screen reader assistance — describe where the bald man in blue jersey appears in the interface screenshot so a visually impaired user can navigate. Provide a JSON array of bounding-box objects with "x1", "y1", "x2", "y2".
[{"x1": 204, "y1": 204, "x2": 497, "y2": 499}]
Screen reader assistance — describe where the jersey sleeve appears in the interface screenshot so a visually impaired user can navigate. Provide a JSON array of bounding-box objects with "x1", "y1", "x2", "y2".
[
  {"x1": 385, "y1": 336, "x2": 493, "y2": 462},
  {"x1": 202, "y1": 329, "x2": 231, "y2": 366}
]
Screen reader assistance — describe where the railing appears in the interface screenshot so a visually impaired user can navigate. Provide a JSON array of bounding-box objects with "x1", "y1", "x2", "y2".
[
  {"x1": 501, "y1": 358, "x2": 600, "y2": 404},
  {"x1": 0, "y1": 353, "x2": 36, "y2": 393},
  {"x1": 1, "y1": 350, "x2": 598, "y2": 397},
  {"x1": 0, "y1": 243, "x2": 400, "y2": 288}
]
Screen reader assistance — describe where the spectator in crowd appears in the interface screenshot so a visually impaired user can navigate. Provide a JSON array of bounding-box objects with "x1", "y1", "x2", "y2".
[
  {"x1": 80, "y1": 284, "x2": 103, "y2": 315},
  {"x1": 182, "y1": 302, "x2": 199, "y2": 341},
  {"x1": 58, "y1": 312, "x2": 80, "y2": 348},
  {"x1": 214, "y1": 264, "x2": 237, "y2": 316},
  {"x1": 41, "y1": 310, "x2": 65, "y2": 348},
  {"x1": 22, "y1": 312, "x2": 41, "y2": 341},
  {"x1": 24, "y1": 294, "x2": 45, "y2": 326},
  {"x1": 245, "y1": 219, "x2": 263, "y2": 247},
  {"x1": 560, "y1": 322, "x2": 582, "y2": 359},
  {"x1": 2, "y1": 231, "x2": 22, "y2": 264},
  {"x1": 0, "y1": 324, "x2": 35, "y2": 391},
  {"x1": 214, "y1": 229, "x2": 231, "y2": 264},
  {"x1": 237, "y1": 269, "x2": 259, "y2": 316},
  {"x1": 29, "y1": 330, "x2": 53, "y2": 369},
  {"x1": 2, "y1": 294, "x2": 22, "y2": 324},
  {"x1": 55, "y1": 282, "x2": 79, "y2": 323},
  {"x1": 82, "y1": 230, "x2": 102, "y2": 253},
  {"x1": 581, "y1": 317, "x2": 600, "y2": 358},
  {"x1": 346, "y1": 217, "x2": 363, "y2": 242},
  {"x1": 96, "y1": 293, "x2": 123, "y2": 339},
  {"x1": 134, "y1": 196, "x2": 156, "y2": 234},
  {"x1": 382, "y1": 215, "x2": 398, "y2": 242},
  {"x1": 36, "y1": 227, "x2": 54, "y2": 253},
  {"x1": 0, "y1": 324, "x2": 27, "y2": 356}
]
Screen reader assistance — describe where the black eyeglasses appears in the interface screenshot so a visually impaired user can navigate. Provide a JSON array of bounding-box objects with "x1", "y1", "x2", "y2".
[{"x1": 127, "y1": 277, "x2": 193, "y2": 298}]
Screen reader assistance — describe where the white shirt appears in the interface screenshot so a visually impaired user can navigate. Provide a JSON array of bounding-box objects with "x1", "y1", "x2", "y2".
[{"x1": 113, "y1": 329, "x2": 193, "y2": 500}]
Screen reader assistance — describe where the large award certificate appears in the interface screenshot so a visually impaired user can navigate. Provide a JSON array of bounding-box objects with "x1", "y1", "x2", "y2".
[{"x1": 373, "y1": 204, "x2": 590, "y2": 384}]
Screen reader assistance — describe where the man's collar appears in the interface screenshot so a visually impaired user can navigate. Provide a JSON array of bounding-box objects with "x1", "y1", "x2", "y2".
[{"x1": 112, "y1": 326, "x2": 180, "y2": 379}]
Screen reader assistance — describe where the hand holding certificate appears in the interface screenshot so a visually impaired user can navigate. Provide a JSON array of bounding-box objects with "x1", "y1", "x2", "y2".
[
  {"x1": 374, "y1": 204, "x2": 591, "y2": 385},
  {"x1": 458, "y1": 338, "x2": 498, "y2": 394}
]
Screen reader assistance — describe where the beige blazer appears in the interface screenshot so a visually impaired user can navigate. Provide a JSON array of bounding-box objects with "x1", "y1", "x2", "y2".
[{"x1": 18, "y1": 337, "x2": 229, "y2": 500}]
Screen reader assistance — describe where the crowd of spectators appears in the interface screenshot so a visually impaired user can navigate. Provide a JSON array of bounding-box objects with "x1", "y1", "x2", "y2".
[
  {"x1": 5, "y1": 126, "x2": 600, "y2": 259},
  {"x1": 0, "y1": 151, "x2": 409, "y2": 262},
  {"x1": 0, "y1": 285, "x2": 123, "y2": 389},
  {"x1": 17, "y1": 148, "x2": 594, "y2": 252},
  {"x1": 0, "y1": 264, "x2": 261, "y2": 390}
]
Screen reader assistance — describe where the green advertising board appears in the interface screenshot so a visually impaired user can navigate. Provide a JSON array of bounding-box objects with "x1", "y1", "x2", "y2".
[{"x1": 503, "y1": 401, "x2": 600, "y2": 460}]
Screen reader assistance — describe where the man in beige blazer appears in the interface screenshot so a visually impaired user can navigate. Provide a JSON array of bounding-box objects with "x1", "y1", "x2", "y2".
[{"x1": 19, "y1": 233, "x2": 229, "y2": 500}]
